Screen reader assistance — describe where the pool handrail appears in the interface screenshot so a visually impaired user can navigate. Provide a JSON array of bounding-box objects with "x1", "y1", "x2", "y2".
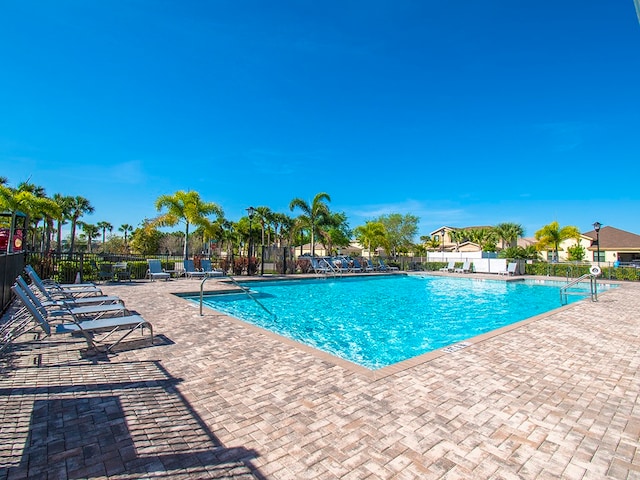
[{"x1": 199, "y1": 274, "x2": 276, "y2": 319}]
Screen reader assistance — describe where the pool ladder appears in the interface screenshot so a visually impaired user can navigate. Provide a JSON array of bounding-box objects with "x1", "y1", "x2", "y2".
[
  {"x1": 560, "y1": 273, "x2": 598, "y2": 305},
  {"x1": 199, "y1": 275, "x2": 276, "y2": 318}
]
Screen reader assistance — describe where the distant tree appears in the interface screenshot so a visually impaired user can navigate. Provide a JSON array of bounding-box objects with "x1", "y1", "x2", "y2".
[
  {"x1": 376, "y1": 213, "x2": 418, "y2": 258},
  {"x1": 354, "y1": 221, "x2": 386, "y2": 256},
  {"x1": 68, "y1": 196, "x2": 94, "y2": 255},
  {"x1": 119, "y1": 224, "x2": 133, "y2": 244},
  {"x1": 499, "y1": 246, "x2": 540, "y2": 260},
  {"x1": 130, "y1": 221, "x2": 163, "y2": 255},
  {"x1": 535, "y1": 221, "x2": 581, "y2": 262},
  {"x1": 323, "y1": 212, "x2": 351, "y2": 254},
  {"x1": 567, "y1": 244, "x2": 586, "y2": 262},
  {"x1": 159, "y1": 232, "x2": 185, "y2": 256},
  {"x1": 96, "y1": 221, "x2": 113, "y2": 247},
  {"x1": 289, "y1": 192, "x2": 331, "y2": 257},
  {"x1": 154, "y1": 190, "x2": 223, "y2": 260},
  {"x1": 494, "y1": 222, "x2": 524, "y2": 250},
  {"x1": 53, "y1": 194, "x2": 73, "y2": 254},
  {"x1": 272, "y1": 212, "x2": 295, "y2": 248},
  {"x1": 79, "y1": 222, "x2": 100, "y2": 253},
  {"x1": 464, "y1": 227, "x2": 498, "y2": 252},
  {"x1": 255, "y1": 206, "x2": 273, "y2": 247}
]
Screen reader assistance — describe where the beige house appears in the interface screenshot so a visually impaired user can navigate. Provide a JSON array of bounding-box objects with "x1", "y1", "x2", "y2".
[{"x1": 531, "y1": 226, "x2": 640, "y2": 264}]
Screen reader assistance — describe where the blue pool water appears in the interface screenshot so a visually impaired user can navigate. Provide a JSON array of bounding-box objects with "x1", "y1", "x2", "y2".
[{"x1": 188, "y1": 275, "x2": 607, "y2": 370}]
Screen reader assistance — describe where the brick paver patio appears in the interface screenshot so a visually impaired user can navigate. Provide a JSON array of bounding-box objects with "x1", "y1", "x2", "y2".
[{"x1": 1, "y1": 274, "x2": 639, "y2": 479}]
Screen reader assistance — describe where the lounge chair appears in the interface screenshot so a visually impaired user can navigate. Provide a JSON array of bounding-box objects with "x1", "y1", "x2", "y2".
[
  {"x1": 378, "y1": 259, "x2": 399, "y2": 272},
  {"x1": 439, "y1": 260, "x2": 456, "y2": 272},
  {"x1": 200, "y1": 259, "x2": 225, "y2": 277},
  {"x1": 146, "y1": 259, "x2": 170, "y2": 281},
  {"x1": 25, "y1": 265, "x2": 103, "y2": 298},
  {"x1": 310, "y1": 257, "x2": 331, "y2": 274},
  {"x1": 15, "y1": 277, "x2": 128, "y2": 320},
  {"x1": 349, "y1": 258, "x2": 363, "y2": 273},
  {"x1": 92, "y1": 261, "x2": 115, "y2": 282},
  {"x1": 454, "y1": 261, "x2": 472, "y2": 273},
  {"x1": 365, "y1": 259, "x2": 376, "y2": 272},
  {"x1": 498, "y1": 262, "x2": 518, "y2": 276},
  {"x1": 12, "y1": 284, "x2": 153, "y2": 353},
  {"x1": 184, "y1": 259, "x2": 206, "y2": 279},
  {"x1": 330, "y1": 257, "x2": 350, "y2": 273},
  {"x1": 22, "y1": 273, "x2": 122, "y2": 307}
]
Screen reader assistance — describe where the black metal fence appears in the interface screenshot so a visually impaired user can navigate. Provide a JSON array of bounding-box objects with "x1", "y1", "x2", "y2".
[{"x1": 1, "y1": 252, "x2": 25, "y2": 313}]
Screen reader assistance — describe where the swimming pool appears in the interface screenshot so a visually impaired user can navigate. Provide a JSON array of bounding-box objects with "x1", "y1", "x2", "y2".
[{"x1": 187, "y1": 275, "x2": 609, "y2": 370}]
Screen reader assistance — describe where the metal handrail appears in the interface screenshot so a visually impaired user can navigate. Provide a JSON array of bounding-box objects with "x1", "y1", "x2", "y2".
[
  {"x1": 560, "y1": 273, "x2": 598, "y2": 304},
  {"x1": 199, "y1": 275, "x2": 275, "y2": 318}
]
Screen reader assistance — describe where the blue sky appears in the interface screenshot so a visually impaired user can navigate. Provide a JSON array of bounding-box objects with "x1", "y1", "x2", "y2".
[{"x1": 2, "y1": 1, "x2": 639, "y2": 240}]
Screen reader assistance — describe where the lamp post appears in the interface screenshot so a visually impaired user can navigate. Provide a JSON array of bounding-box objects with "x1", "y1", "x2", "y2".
[
  {"x1": 593, "y1": 221, "x2": 601, "y2": 265},
  {"x1": 247, "y1": 206, "x2": 255, "y2": 275},
  {"x1": 441, "y1": 228, "x2": 445, "y2": 260}
]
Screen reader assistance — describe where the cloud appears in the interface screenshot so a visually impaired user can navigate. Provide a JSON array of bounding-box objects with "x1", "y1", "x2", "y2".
[
  {"x1": 108, "y1": 160, "x2": 147, "y2": 184},
  {"x1": 536, "y1": 121, "x2": 592, "y2": 152}
]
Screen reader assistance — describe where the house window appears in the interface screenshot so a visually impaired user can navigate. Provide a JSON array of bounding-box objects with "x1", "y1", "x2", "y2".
[
  {"x1": 434, "y1": 235, "x2": 440, "y2": 242},
  {"x1": 593, "y1": 251, "x2": 605, "y2": 262},
  {"x1": 546, "y1": 251, "x2": 555, "y2": 262}
]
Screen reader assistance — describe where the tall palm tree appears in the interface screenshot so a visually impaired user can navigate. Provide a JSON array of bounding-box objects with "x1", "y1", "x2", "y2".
[
  {"x1": 96, "y1": 221, "x2": 113, "y2": 247},
  {"x1": 289, "y1": 192, "x2": 331, "y2": 258},
  {"x1": 255, "y1": 206, "x2": 273, "y2": 247},
  {"x1": 494, "y1": 222, "x2": 524, "y2": 250},
  {"x1": 53, "y1": 194, "x2": 73, "y2": 254},
  {"x1": 119, "y1": 224, "x2": 133, "y2": 244},
  {"x1": 154, "y1": 190, "x2": 223, "y2": 260},
  {"x1": 80, "y1": 222, "x2": 100, "y2": 253},
  {"x1": 68, "y1": 196, "x2": 94, "y2": 255},
  {"x1": 16, "y1": 181, "x2": 51, "y2": 251},
  {"x1": 535, "y1": 221, "x2": 581, "y2": 262}
]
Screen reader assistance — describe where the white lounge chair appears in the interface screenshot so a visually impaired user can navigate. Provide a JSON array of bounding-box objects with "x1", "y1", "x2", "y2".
[
  {"x1": 439, "y1": 260, "x2": 456, "y2": 272},
  {"x1": 454, "y1": 261, "x2": 471, "y2": 273},
  {"x1": 499, "y1": 262, "x2": 518, "y2": 276}
]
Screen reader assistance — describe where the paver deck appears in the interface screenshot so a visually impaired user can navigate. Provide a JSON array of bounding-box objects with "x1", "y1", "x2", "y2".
[{"x1": 1, "y1": 274, "x2": 639, "y2": 479}]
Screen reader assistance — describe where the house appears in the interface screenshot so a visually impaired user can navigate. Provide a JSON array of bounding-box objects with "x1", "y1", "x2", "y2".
[
  {"x1": 582, "y1": 226, "x2": 640, "y2": 264},
  {"x1": 537, "y1": 226, "x2": 640, "y2": 264}
]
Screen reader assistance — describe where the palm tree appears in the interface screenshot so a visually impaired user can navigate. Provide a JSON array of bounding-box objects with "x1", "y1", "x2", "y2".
[
  {"x1": 154, "y1": 190, "x2": 223, "y2": 260},
  {"x1": 289, "y1": 192, "x2": 331, "y2": 258},
  {"x1": 0, "y1": 186, "x2": 37, "y2": 253},
  {"x1": 255, "y1": 206, "x2": 273, "y2": 248},
  {"x1": 494, "y1": 222, "x2": 524, "y2": 250},
  {"x1": 354, "y1": 221, "x2": 386, "y2": 257},
  {"x1": 68, "y1": 196, "x2": 94, "y2": 255},
  {"x1": 448, "y1": 229, "x2": 463, "y2": 252},
  {"x1": 16, "y1": 181, "x2": 55, "y2": 252},
  {"x1": 96, "y1": 221, "x2": 113, "y2": 247},
  {"x1": 80, "y1": 222, "x2": 100, "y2": 253},
  {"x1": 535, "y1": 221, "x2": 581, "y2": 262},
  {"x1": 119, "y1": 224, "x2": 133, "y2": 244},
  {"x1": 52, "y1": 194, "x2": 73, "y2": 254}
]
